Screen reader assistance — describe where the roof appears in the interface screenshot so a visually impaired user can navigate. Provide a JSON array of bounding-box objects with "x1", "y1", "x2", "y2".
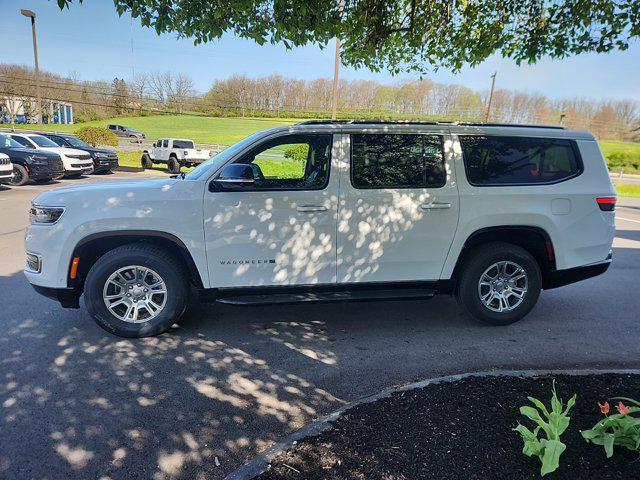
[{"x1": 297, "y1": 119, "x2": 566, "y2": 130}]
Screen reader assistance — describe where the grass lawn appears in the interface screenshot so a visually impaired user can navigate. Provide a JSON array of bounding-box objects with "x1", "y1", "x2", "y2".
[
  {"x1": 614, "y1": 183, "x2": 640, "y2": 197},
  {"x1": 4, "y1": 115, "x2": 298, "y2": 145},
  {"x1": 600, "y1": 140, "x2": 640, "y2": 174}
]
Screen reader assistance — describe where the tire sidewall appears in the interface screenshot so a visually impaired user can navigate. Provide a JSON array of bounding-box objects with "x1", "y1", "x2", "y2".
[
  {"x1": 10, "y1": 164, "x2": 28, "y2": 186},
  {"x1": 459, "y1": 244, "x2": 541, "y2": 325},
  {"x1": 84, "y1": 250, "x2": 188, "y2": 337}
]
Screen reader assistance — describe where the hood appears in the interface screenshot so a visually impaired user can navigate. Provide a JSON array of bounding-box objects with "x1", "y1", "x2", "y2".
[
  {"x1": 34, "y1": 177, "x2": 179, "y2": 206},
  {"x1": 0, "y1": 147, "x2": 61, "y2": 159},
  {"x1": 38, "y1": 147, "x2": 90, "y2": 156},
  {"x1": 84, "y1": 147, "x2": 117, "y2": 155}
]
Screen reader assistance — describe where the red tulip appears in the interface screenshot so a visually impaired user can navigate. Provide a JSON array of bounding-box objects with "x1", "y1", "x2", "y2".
[
  {"x1": 616, "y1": 401, "x2": 629, "y2": 415},
  {"x1": 598, "y1": 401, "x2": 610, "y2": 415}
]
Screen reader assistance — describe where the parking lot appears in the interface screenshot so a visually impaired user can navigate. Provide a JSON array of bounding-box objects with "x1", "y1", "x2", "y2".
[{"x1": 1, "y1": 173, "x2": 640, "y2": 480}]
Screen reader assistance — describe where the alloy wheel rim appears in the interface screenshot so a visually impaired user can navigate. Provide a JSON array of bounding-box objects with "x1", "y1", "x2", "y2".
[
  {"x1": 102, "y1": 265, "x2": 167, "y2": 323},
  {"x1": 12, "y1": 167, "x2": 23, "y2": 184},
  {"x1": 478, "y1": 261, "x2": 528, "y2": 313}
]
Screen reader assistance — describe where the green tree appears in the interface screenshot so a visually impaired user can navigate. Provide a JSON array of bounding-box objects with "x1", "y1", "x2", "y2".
[{"x1": 57, "y1": 0, "x2": 639, "y2": 74}]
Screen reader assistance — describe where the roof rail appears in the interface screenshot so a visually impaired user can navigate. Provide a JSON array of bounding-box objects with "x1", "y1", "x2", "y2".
[{"x1": 296, "y1": 119, "x2": 566, "y2": 130}]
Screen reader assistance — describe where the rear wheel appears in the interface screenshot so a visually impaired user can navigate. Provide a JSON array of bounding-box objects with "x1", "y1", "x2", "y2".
[
  {"x1": 141, "y1": 153, "x2": 153, "y2": 169},
  {"x1": 457, "y1": 242, "x2": 541, "y2": 325},
  {"x1": 84, "y1": 244, "x2": 189, "y2": 337},
  {"x1": 168, "y1": 157, "x2": 181, "y2": 174},
  {"x1": 9, "y1": 164, "x2": 28, "y2": 186}
]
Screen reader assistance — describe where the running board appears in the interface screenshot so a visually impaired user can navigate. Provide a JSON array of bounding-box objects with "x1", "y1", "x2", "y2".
[{"x1": 215, "y1": 288, "x2": 436, "y2": 306}]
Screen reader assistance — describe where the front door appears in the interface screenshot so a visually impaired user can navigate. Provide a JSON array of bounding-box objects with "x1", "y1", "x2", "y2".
[
  {"x1": 337, "y1": 131, "x2": 460, "y2": 283},
  {"x1": 204, "y1": 133, "x2": 341, "y2": 288}
]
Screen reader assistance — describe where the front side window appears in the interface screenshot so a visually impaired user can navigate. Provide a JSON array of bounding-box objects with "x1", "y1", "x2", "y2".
[
  {"x1": 232, "y1": 134, "x2": 332, "y2": 190},
  {"x1": 460, "y1": 136, "x2": 581, "y2": 186},
  {"x1": 351, "y1": 134, "x2": 445, "y2": 189},
  {"x1": 162, "y1": 140, "x2": 168, "y2": 148},
  {"x1": 11, "y1": 136, "x2": 35, "y2": 148},
  {"x1": 63, "y1": 136, "x2": 88, "y2": 148}
]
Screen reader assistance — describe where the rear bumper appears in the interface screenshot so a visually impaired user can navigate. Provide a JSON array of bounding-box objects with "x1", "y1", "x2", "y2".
[
  {"x1": 31, "y1": 284, "x2": 80, "y2": 308},
  {"x1": 544, "y1": 252, "x2": 612, "y2": 289}
]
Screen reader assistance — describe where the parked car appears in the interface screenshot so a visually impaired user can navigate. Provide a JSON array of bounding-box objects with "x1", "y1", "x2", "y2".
[
  {"x1": 0, "y1": 133, "x2": 64, "y2": 186},
  {"x1": 142, "y1": 138, "x2": 210, "y2": 173},
  {"x1": 107, "y1": 124, "x2": 145, "y2": 141},
  {"x1": 24, "y1": 121, "x2": 616, "y2": 337},
  {"x1": 0, "y1": 152, "x2": 13, "y2": 185},
  {"x1": 41, "y1": 133, "x2": 119, "y2": 174},
  {"x1": 9, "y1": 133, "x2": 94, "y2": 177}
]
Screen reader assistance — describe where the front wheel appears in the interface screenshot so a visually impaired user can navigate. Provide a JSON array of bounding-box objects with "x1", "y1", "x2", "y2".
[
  {"x1": 141, "y1": 153, "x2": 153, "y2": 169},
  {"x1": 9, "y1": 164, "x2": 29, "y2": 186},
  {"x1": 456, "y1": 242, "x2": 541, "y2": 325},
  {"x1": 84, "y1": 244, "x2": 189, "y2": 337}
]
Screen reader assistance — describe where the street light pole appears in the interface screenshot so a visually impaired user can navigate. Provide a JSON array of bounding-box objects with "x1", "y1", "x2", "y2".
[
  {"x1": 485, "y1": 71, "x2": 497, "y2": 123},
  {"x1": 330, "y1": 36, "x2": 340, "y2": 120},
  {"x1": 21, "y1": 9, "x2": 42, "y2": 126}
]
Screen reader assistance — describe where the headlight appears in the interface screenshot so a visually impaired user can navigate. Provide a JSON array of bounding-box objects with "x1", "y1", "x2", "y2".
[
  {"x1": 94, "y1": 153, "x2": 108, "y2": 159},
  {"x1": 29, "y1": 204, "x2": 65, "y2": 224}
]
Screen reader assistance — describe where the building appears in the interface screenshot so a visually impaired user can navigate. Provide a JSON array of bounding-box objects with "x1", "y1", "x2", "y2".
[{"x1": 0, "y1": 96, "x2": 73, "y2": 125}]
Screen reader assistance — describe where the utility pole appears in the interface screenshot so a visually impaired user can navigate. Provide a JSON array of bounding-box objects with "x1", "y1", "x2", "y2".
[
  {"x1": 21, "y1": 9, "x2": 42, "y2": 126},
  {"x1": 485, "y1": 71, "x2": 497, "y2": 123},
  {"x1": 559, "y1": 113, "x2": 566, "y2": 125},
  {"x1": 330, "y1": 0, "x2": 344, "y2": 120}
]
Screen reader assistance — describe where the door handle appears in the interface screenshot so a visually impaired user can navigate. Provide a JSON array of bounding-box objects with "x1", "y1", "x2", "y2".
[
  {"x1": 421, "y1": 202, "x2": 452, "y2": 210},
  {"x1": 297, "y1": 205, "x2": 328, "y2": 212}
]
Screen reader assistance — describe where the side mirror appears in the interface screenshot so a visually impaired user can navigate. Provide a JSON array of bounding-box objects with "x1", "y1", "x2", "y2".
[{"x1": 211, "y1": 164, "x2": 256, "y2": 190}]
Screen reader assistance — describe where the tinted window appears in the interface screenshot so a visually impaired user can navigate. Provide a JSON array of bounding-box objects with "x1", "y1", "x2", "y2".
[
  {"x1": 231, "y1": 134, "x2": 332, "y2": 191},
  {"x1": 46, "y1": 135, "x2": 66, "y2": 146},
  {"x1": 460, "y1": 136, "x2": 581, "y2": 186},
  {"x1": 351, "y1": 134, "x2": 445, "y2": 189},
  {"x1": 0, "y1": 134, "x2": 23, "y2": 148},
  {"x1": 173, "y1": 140, "x2": 195, "y2": 149},
  {"x1": 11, "y1": 136, "x2": 34, "y2": 148},
  {"x1": 162, "y1": 140, "x2": 168, "y2": 148},
  {"x1": 29, "y1": 135, "x2": 60, "y2": 148}
]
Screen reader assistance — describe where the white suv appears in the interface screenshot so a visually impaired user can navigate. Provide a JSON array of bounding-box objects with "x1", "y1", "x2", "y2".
[
  {"x1": 0, "y1": 152, "x2": 12, "y2": 184},
  {"x1": 24, "y1": 121, "x2": 616, "y2": 337},
  {"x1": 10, "y1": 133, "x2": 94, "y2": 177}
]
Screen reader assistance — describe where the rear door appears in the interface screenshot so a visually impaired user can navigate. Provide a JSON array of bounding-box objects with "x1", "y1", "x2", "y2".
[
  {"x1": 204, "y1": 132, "x2": 341, "y2": 287},
  {"x1": 337, "y1": 130, "x2": 460, "y2": 283}
]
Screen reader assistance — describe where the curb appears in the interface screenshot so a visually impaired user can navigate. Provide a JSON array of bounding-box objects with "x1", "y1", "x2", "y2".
[{"x1": 225, "y1": 368, "x2": 640, "y2": 480}]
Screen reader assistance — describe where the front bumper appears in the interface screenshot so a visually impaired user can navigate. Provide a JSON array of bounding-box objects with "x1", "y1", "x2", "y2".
[
  {"x1": 0, "y1": 169, "x2": 12, "y2": 184},
  {"x1": 544, "y1": 252, "x2": 612, "y2": 289},
  {"x1": 31, "y1": 284, "x2": 80, "y2": 308},
  {"x1": 29, "y1": 162, "x2": 65, "y2": 180},
  {"x1": 65, "y1": 165, "x2": 94, "y2": 176},
  {"x1": 93, "y1": 158, "x2": 118, "y2": 172}
]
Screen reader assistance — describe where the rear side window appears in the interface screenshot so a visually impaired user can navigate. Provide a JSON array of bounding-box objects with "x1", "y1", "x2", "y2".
[
  {"x1": 460, "y1": 136, "x2": 581, "y2": 186},
  {"x1": 351, "y1": 134, "x2": 445, "y2": 189}
]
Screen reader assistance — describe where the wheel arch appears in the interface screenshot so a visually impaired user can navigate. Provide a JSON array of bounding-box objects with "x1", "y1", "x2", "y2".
[
  {"x1": 451, "y1": 226, "x2": 557, "y2": 289},
  {"x1": 69, "y1": 230, "x2": 204, "y2": 291}
]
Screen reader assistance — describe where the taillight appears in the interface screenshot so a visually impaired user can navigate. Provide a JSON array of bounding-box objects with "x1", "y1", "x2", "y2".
[{"x1": 596, "y1": 196, "x2": 616, "y2": 212}]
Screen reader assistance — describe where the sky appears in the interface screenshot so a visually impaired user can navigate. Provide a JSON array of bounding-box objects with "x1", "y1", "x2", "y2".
[{"x1": 1, "y1": 0, "x2": 639, "y2": 101}]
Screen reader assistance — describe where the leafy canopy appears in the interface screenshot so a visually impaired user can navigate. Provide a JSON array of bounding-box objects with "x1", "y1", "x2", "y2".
[{"x1": 57, "y1": 0, "x2": 640, "y2": 74}]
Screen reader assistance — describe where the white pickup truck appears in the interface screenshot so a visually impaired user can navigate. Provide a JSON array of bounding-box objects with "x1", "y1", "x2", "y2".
[{"x1": 141, "y1": 138, "x2": 210, "y2": 173}]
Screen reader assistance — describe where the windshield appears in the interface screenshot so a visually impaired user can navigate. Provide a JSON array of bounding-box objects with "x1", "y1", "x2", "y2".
[
  {"x1": 187, "y1": 131, "x2": 269, "y2": 180},
  {"x1": 0, "y1": 134, "x2": 24, "y2": 149},
  {"x1": 63, "y1": 136, "x2": 89, "y2": 148},
  {"x1": 30, "y1": 135, "x2": 60, "y2": 148},
  {"x1": 173, "y1": 140, "x2": 195, "y2": 149}
]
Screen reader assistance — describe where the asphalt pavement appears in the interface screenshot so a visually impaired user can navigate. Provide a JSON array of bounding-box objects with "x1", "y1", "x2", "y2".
[{"x1": 1, "y1": 173, "x2": 639, "y2": 480}]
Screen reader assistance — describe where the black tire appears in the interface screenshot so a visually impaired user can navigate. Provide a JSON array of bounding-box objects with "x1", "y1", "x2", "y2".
[
  {"x1": 141, "y1": 153, "x2": 153, "y2": 169},
  {"x1": 168, "y1": 156, "x2": 181, "y2": 174},
  {"x1": 84, "y1": 244, "x2": 189, "y2": 338},
  {"x1": 33, "y1": 178, "x2": 53, "y2": 184},
  {"x1": 456, "y1": 242, "x2": 541, "y2": 325},
  {"x1": 9, "y1": 164, "x2": 29, "y2": 186}
]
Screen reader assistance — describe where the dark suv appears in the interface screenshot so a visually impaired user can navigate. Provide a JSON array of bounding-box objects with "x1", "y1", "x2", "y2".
[
  {"x1": 0, "y1": 133, "x2": 64, "y2": 186},
  {"x1": 42, "y1": 133, "x2": 119, "y2": 174}
]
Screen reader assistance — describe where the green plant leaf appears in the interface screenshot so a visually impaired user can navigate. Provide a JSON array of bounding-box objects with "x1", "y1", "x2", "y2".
[
  {"x1": 540, "y1": 439, "x2": 566, "y2": 476},
  {"x1": 528, "y1": 396, "x2": 550, "y2": 417},
  {"x1": 604, "y1": 433, "x2": 615, "y2": 458}
]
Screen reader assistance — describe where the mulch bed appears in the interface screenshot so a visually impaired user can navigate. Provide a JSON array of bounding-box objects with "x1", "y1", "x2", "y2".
[{"x1": 254, "y1": 374, "x2": 640, "y2": 480}]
